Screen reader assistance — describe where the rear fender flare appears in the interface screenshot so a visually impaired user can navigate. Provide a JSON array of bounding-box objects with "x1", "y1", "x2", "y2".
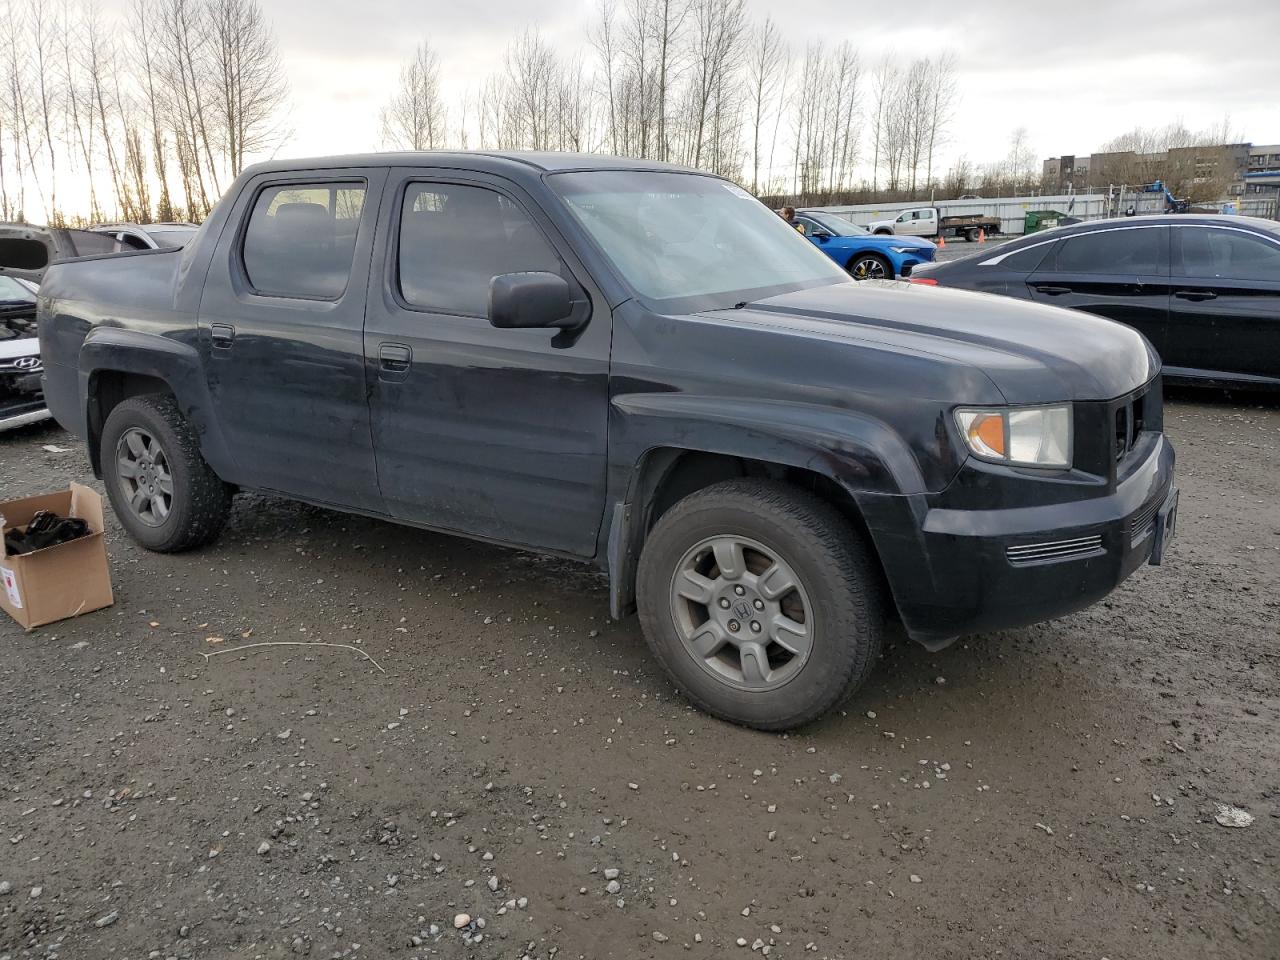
[{"x1": 77, "y1": 328, "x2": 234, "y2": 479}]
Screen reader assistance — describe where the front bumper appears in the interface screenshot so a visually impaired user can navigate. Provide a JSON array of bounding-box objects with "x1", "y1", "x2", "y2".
[
  {"x1": 892, "y1": 252, "x2": 933, "y2": 277},
  {"x1": 863, "y1": 434, "x2": 1177, "y2": 644},
  {"x1": 0, "y1": 370, "x2": 49, "y2": 433}
]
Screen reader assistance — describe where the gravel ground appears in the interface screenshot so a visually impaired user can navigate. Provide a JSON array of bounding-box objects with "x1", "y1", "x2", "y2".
[{"x1": 0, "y1": 394, "x2": 1277, "y2": 960}]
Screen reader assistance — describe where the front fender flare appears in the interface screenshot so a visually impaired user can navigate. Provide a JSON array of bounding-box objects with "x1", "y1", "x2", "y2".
[{"x1": 604, "y1": 392, "x2": 942, "y2": 622}]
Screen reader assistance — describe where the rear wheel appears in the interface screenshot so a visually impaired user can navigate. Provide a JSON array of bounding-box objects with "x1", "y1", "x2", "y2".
[
  {"x1": 964, "y1": 227, "x2": 979, "y2": 242},
  {"x1": 848, "y1": 253, "x2": 892, "y2": 281},
  {"x1": 637, "y1": 479, "x2": 885, "y2": 730},
  {"x1": 101, "y1": 394, "x2": 231, "y2": 552}
]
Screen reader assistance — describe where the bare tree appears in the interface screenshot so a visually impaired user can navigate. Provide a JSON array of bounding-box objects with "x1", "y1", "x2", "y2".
[
  {"x1": 82, "y1": 5, "x2": 130, "y2": 219},
  {"x1": 923, "y1": 52, "x2": 956, "y2": 189},
  {"x1": 868, "y1": 57, "x2": 897, "y2": 194},
  {"x1": 744, "y1": 16, "x2": 784, "y2": 194},
  {"x1": 129, "y1": 0, "x2": 172, "y2": 220},
  {"x1": 1004, "y1": 126, "x2": 1036, "y2": 185},
  {"x1": 209, "y1": 0, "x2": 288, "y2": 176},
  {"x1": 28, "y1": 0, "x2": 61, "y2": 220},
  {"x1": 0, "y1": 3, "x2": 40, "y2": 220},
  {"x1": 825, "y1": 42, "x2": 859, "y2": 193},
  {"x1": 652, "y1": 0, "x2": 687, "y2": 161},
  {"x1": 380, "y1": 41, "x2": 447, "y2": 151},
  {"x1": 683, "y1": 0, "x2": 745, "y2": 173}
]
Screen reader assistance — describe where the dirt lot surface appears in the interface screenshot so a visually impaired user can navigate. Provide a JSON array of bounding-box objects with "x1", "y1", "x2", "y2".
[{"x1": 1, "y1": 395, "x2": 1277, "y2": 960}]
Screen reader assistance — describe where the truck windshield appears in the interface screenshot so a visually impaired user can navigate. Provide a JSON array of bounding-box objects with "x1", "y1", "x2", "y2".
[{"x1": 550, "y1": 170, "x2": 848, "y2": 311}]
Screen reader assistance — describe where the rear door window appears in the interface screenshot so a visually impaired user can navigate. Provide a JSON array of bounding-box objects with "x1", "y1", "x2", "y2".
[
  {"x1": 241, "y1": 182, "x2": 367, "y2": 299},
  {"x1": 1044, "y1": 227, "x2": 1167, "y2": 275},
  {"x1": 1176, "y1": 227, "x2": 1280, "y2": 281}
]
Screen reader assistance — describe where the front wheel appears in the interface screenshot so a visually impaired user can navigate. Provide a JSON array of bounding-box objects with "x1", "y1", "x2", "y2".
[
  {"x1": 848, "y1": 253, "x2": 892, "y2": 281},
  {"x1": 636, "y1": 479, "x2": 885, "y2": 730},
  {"x1": 101, "y1": 394, "x2": 232, "y2": 552}
]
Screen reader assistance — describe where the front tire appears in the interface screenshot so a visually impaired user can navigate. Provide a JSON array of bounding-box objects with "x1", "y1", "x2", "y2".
[
  {"x1": 848, "y1": 253, "x2": 892, "y2": 281},
  {"x1": 636, "y1": 479, "x2": 885, "y2": 730},
  {"x1": 101, "y1": 394, "x2": 232, "y2": 552}
]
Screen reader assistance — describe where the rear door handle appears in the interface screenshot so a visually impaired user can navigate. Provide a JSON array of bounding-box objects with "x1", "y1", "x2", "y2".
[
  {"x1": 1033, "y1": 285, "x2": 1072, "y2": 296},
  {"x1": 210, "y1": 323, "x2": 235, "y2": 349},
  {"x1": 378, "y1": 343, "x2": 412, "y2": 380},
  {"x1": 1174, "y1": 289, "x2": 1217, "y2": 302}
]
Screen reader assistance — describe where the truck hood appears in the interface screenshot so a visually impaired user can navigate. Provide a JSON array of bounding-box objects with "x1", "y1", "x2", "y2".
[{"x1": 706, "y1": 280, "x2": 1158, "y2": 403}]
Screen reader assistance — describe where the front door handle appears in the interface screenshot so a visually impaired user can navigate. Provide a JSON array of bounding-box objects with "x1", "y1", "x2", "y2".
[
  {"x1": 210, "y1": 323, "x2": 235, "y2": 349},
  {"x1": 378, "y1": 343, "x2": 412, "y2": 381},
  {"x1": 1174, "y1": 289, "x2": 1217, "y2": 302},
  {"x1": 1033, "y1": 285, "x2": 1072, "y2": 296}
]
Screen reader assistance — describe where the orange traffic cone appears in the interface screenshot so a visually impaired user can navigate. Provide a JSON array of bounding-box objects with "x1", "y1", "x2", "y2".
[
  {"x1": 977, "y1": 228, "x2": 986, "y2": 244},
  {"x1": 937, "y1": 234, "x2": 946, "y2": 249}
]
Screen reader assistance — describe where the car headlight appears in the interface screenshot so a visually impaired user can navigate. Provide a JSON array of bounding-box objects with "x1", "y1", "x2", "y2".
[
  {"x1": 889, "y1": 246, "x2": 916, "y2": 254},
  {"x1": 954, "y1": 404, "x2": 1072, "y2": 468}
]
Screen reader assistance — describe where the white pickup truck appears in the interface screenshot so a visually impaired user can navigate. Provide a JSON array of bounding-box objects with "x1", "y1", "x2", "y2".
[{"x1": 868, "y1": 206, "x2": 1002, "y2": 242}]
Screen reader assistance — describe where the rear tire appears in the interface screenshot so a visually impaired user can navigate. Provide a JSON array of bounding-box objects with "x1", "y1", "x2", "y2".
[
  {"x1": 964, "y1": 227, "x2": 979, "y2": 242},
  {"x1": 636, "y1": 479, "x2": 885, "y2": 730},
  {"x1": 101, "y1": 394, "x2": 231, "y2": 552}
]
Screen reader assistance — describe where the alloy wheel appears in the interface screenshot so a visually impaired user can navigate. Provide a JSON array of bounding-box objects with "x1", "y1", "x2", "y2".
[
  {"x1": 668, "y1": 534, "x2": 814, "y2": 690},
  {"x1": 850, "y1": 257, "x2": 888, "y2": 280},
  {"x1": 116, "y1": 427, "x2": 174, "y2": 527}
]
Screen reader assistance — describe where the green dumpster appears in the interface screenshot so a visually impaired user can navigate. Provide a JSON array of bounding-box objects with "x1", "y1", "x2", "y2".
[{"x1": 1025, "y1": 210, "x2": 1068, "y2": 233}]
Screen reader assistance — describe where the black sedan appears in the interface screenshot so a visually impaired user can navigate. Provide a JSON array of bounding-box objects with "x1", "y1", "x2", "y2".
[{"x1": 910, "y1": 215, "x2": 1280, "y2": 389}]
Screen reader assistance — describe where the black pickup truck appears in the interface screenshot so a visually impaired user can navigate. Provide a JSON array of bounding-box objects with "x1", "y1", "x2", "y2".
[{"x1": 33, "y1": 152, "x2": 1178, "y2": 729}]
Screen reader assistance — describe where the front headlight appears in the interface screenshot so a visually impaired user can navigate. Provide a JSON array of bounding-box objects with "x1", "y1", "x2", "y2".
[
  {"x1": 954, "y1": 404, "x2": 1072, "y2": 468},
  {"x1": 889, "y1": 246, "x2": 916, "y2": 254}
]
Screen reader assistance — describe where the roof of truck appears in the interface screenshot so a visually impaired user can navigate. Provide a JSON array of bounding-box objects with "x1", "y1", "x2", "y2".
[{"x1": 242, "y1": 151, "x2": 704, "y2": 178}]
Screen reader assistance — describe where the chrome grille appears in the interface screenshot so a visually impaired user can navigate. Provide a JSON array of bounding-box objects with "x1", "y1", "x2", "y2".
[{"x1": 1006, "y1": 534, "x2": 1105, "y2": 567}]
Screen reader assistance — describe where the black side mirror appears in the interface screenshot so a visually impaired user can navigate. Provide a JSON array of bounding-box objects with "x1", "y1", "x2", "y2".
[
  {"x1": 813, "y1": 230, "x2": 831, "y2": 242},
  {"x1": 488, "y1": 272, "x2": 576, "y2": 329}
]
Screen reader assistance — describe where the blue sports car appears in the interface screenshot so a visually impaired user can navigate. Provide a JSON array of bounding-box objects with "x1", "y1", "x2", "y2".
[{"x1": 793, "y1": 210, "x2": 937, "y2": 280}]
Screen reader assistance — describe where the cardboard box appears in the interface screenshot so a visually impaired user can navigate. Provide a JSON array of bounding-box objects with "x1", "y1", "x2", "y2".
[{"x1": 0, "y1": 482, "x2": 114, "y2": 629}]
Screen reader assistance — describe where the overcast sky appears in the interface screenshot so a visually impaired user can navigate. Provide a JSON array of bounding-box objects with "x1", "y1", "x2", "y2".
[{"x1": 262, "y1": 0, "x2": 1280, "y2": 169}]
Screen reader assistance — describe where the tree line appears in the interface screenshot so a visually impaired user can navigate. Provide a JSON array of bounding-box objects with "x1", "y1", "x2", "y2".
[
  {"x1": 0, "y1": 0, "x2": 287, "y2": 226},
  {"x1": 20, "y1": 0, "x2": 1205, "y2": 224},
  {"x1": 380, "y1": 0, "x2": 963, "y2": 205}
]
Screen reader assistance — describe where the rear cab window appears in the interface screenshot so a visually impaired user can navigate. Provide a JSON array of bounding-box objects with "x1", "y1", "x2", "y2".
[{"x1": 241, "y1": 182, "x2": 367, "y2": 299}]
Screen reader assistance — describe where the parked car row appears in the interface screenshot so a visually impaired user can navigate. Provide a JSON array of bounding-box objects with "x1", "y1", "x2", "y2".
[
  {"x1": 912, "y1": 215, "x2": 1280, "y2": 390},
  {"x1": 0, "y1": 222, "x2": 199, "y2": 432}
]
